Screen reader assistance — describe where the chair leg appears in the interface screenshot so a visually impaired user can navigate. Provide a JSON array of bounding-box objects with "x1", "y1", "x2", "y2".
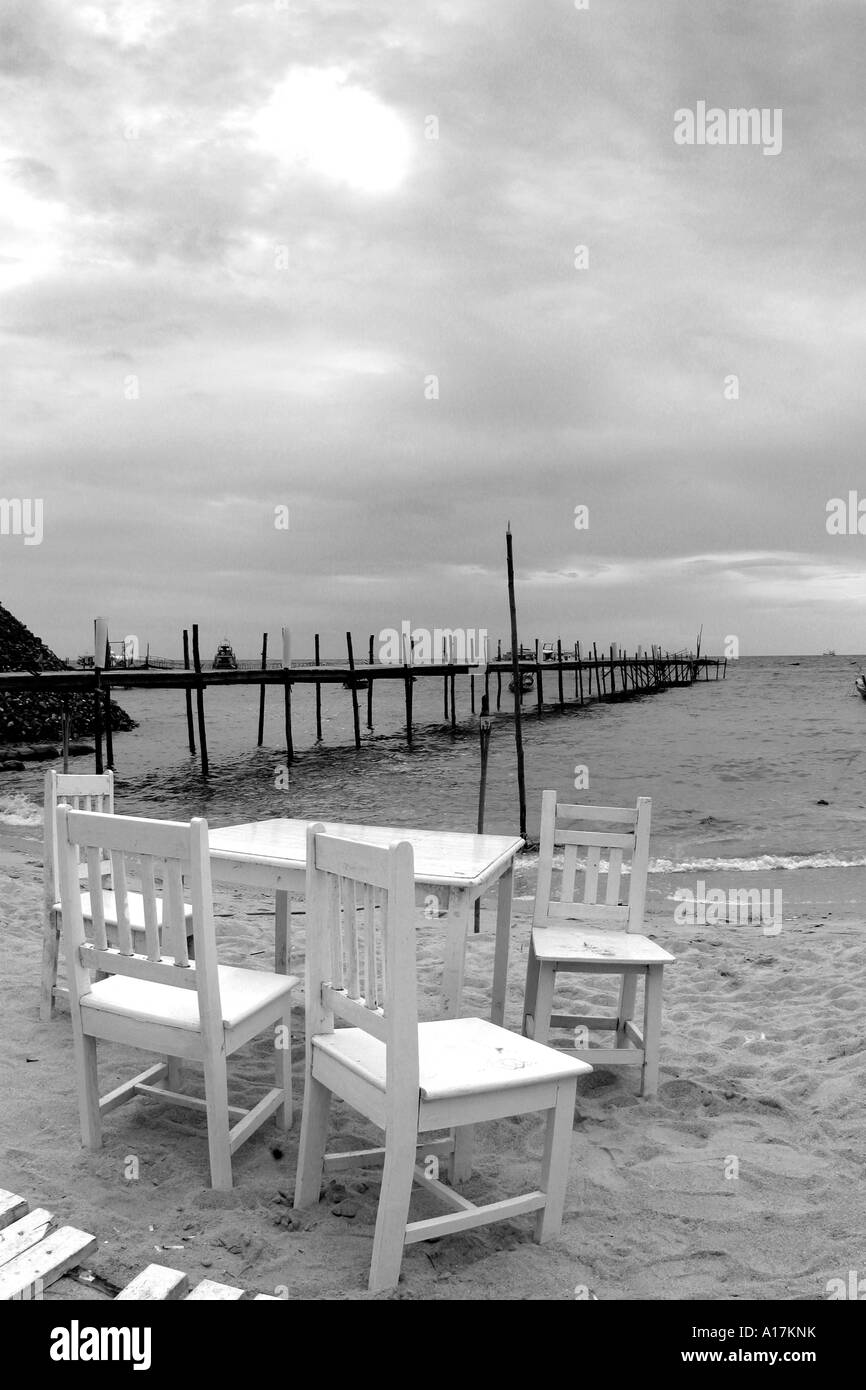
[
  {"x1": 202, "y1": 1046, "x2": 233, "y2": 1191},
  {"x1": 616, "y1": 971, "x2": 638, "y2": 1047},
  {"x1": 276, "y1": 1010, "x2": 292, "y2": 1131},
  {"x1": 534, "y1": 1078, "x2": 577, "y2": 1243},
  {"x1": 75, "y1": 1033, "x2": 102, "y2": 1150},
  {"x1": 530, "y1": 961, "x2": 556, "y2": 1045},
  {"x1": 451, "y1": 1125, "x2": 474, "y2": 1185},
  {"x1": 522, "y1": 935, "x2": 540, "y2": 1038},
  {"x1": 166, "y1": 1057, "x2": 183, "y2": 1090},
  {"x1": 640, "y1": 966, "x2": 664, "y2": 1097},
  {"x1": 294, "y1": 1076, "x2": 331, "y2": 1209},
  {"x1": 40, "y1": 908, "x2": 61, "y2": 1022},
  {"x1": 368, "y1": 1129, "x2": 417, "y2": 1295}
]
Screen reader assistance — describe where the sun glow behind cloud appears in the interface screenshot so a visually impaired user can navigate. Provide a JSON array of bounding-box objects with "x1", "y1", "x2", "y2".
[{"x1": 248, "y1": 67, "x2": 412, "y2": 194}]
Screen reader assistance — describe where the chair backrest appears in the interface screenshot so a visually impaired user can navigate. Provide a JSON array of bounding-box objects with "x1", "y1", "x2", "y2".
[
  {"x1": 533, "y1": 792, "x2": 651, "y2": 933},
  {"x1": 55, "y1": 807, "x2": 223, "y2": 1030},
  {"x1": 44, "y1": 770, "x2": 115, "y2": 905},
  {"x1": 304, "y1": 825, "x2": 419, "y2": 1109}
]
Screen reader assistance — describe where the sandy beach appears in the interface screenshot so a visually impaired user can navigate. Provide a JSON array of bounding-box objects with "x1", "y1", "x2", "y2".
[{"x1": 1, "y1": 821, "x2": 862, "y2": 1302}]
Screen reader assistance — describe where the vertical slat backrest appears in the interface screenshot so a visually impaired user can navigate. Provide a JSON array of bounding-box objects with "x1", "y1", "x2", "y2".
[
  {"x1": 44, "y1": 770, "x2": 114, "y2": 902},
  {"x1": 305, "y1": 827, "x2": 420, "y2": 1109},
  {"x1": 56, "y1": 810, "x2": 220, "y2": 1020},
  {"x1": 534, "y1": 793, "x2": 651, "y2": 933}
]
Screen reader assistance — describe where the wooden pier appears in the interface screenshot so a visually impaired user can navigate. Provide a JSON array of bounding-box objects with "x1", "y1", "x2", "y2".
[{"x1": 0, "y1": 639, "x2": 725, "y2": 775}]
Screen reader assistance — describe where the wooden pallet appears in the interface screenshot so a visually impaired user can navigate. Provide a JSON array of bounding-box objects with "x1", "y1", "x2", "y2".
[
  {"x1": 0, "y1": 1190, "x2": 276, "y2": 1301},
  {"x1": 115, "y1": 1265, "x2": 277, "y2": 1300},
  {"x1": 0, "y1": 1189, "x2": 97, "y2": 1301}
]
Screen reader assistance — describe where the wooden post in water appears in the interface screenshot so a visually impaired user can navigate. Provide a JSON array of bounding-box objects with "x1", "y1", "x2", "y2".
[
  {"x1": 496, "y1": 638, "x2": 502, "y2": 712},
  {"x1": 577, "y1": 641, "x2": 584, "y2": 704},
  {"x1": 536, "y1": 638, "x2": 544, "y2": 717},
  {"x1": 191, "y1": 623, "x2": 209, "y2": 777},
  {"x1": 92, "y1": 618, "x2": 107, "y2": 774},
  {"x1": 314, "y1": 634, "x2": 323, "y2": 741},
  {"x1": 402, "y1": 631, "x2": 413, "y2": 748},
  {"x1": 442, "y1": 637, "x2": 449, "y2": 721},
  {"x1": 593, "y1": 642, "x2": 601, "y2": 698},
  {"x1": 61, "y1": 694, "x2": 70, "y2": 773},
  {"x1": 102, "y1": 634, "x2": 114, "y2": 770},
  {"x1": 505, "y1": 526, "x2": 528, "y2": 841},
  {"x1": 557, "y1": 638, "x2": 564, "y2": 710},
  {"x1": 469, "y1": 634, "x2": 476, "y2": 714},
  {"x1": 346, "y1": 632, "x2": 361, "y2": 749},
  {"x1": 282, "y1": 627, "x2": 293, "y2": 765},
  {"x1": 474, "y1": 693, "x2": 492, "y2": 934},
  {"x1": 367, "y1": 635, "x2": 375, "y2": 731},
  {"x1": 449, "y1": 637, "x2": 457, "y2": 731},
  {"x1": 182, "y1": 629, "x2": 196, "y2": 754},
  {"x1": 256, "y1": 632, "x2": 268, "y2": 746},
  {"x1": 609, "y1": 644, "x2": 617, "y2": 698}
]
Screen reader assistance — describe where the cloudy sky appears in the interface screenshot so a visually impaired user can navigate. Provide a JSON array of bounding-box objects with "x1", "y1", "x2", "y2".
[{"x1": 1, "y1": 0, "x2": 865, "y2": 660}]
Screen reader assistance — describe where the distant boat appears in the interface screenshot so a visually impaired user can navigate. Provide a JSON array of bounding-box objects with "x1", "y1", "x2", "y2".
[
  {"x1": 509, "y1": 672, "x2": 535, "y2": 693},
  {"x1": 823, "y1": 649, "x2": 836, "y2": 656},
  {"x1": 541, "y1": 642, "x2": 557, "y2": 662},
  {"x1": 343, "y1": 676, "x2": 369, "y2": 689},
  {"x1": 212, "y1": 639, "x2": 238, "y2": 670}
]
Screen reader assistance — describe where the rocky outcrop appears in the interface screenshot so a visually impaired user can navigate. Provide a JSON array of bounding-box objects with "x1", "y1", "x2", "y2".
[{"x1": 0, "y1": 602, "x2": 136, "y2": 745}]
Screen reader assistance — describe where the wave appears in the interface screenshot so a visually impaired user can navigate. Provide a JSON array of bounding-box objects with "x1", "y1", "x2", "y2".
[{"x1": 0, "y1": 793, "x2": 42, "y2": 828}]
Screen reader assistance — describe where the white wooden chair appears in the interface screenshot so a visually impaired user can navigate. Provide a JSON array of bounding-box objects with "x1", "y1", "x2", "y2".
[
  {"x1": 522, "y1": 793, "x2": 674, "y2": 1097},
  {"x1": 56, "y1": 806, "x2": 299, "y2": 1190},
  {"x1": 294, "y1": 825, "x2": 590, "y2": 1294},
  {"x1": 41, "y1": 771, "x2": 194, "y2": 1021}
]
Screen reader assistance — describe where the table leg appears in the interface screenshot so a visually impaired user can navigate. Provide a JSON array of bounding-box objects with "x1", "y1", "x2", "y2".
[
  {"x1": 275, "y1": 890, "x2": 291, "y2": 974},
  {"x1": 441, "y1": 888, "x2": 473, "y2": 1182},
  {"x1": 490, "y1": 865, "x2": 514, "y2": 1028},
  {"x1": 440, "y1": 887, "x2": 472, "y2": 1019}
]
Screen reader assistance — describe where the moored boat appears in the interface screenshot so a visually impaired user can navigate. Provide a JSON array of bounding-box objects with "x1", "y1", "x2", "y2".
[{"x1": 212, "y1": 639, "x2": 238, "y2": 670}]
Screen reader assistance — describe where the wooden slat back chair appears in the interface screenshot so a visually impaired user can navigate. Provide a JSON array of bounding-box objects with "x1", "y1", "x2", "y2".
[
  {"x1": 56, "y1": 807, "x2": 299, "y2": 1191},
  {"x1": 41, "y1": 770, "x2": 193, "y2": 1021},
  {"x1": 294, "y1": 825, "x2": 590, "y2": 1294},
  {"x1": 522, "y1": 793, "x2": 674, "y2": 1097}
]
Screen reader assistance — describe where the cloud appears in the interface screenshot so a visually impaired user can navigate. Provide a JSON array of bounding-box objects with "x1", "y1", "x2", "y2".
[{"x1": 1, "y1": 0, "x2": 865, "y2": 657}]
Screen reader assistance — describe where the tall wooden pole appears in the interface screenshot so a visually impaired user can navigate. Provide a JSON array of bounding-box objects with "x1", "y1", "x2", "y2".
[
  {"x1": 506, "y1": 525, "x2": 527, "y2": 841},
  {"x1": 191, "y1": 624, "x2": 209, "y2": 777},
  {"x1": 182, "y1": 629, "x2": 196, "y2": 754},
  {"x1": 282, "y1": 627, "x2": 293, "y2": 765},
  {"x1": 314, "y1": 634, "x2": 323, "y2": 741},
  {"x1": 256, "y1": 632, "x2": 268, "y2": 746},
  {"x1": 474, "y1": 694, "x2": 492, "y2": 934},
  {"x1": 102, "y1": 635, "x2": 114, "y2": 770},
  {"x1": 367, "y1": 635, "x2": 375, "y2": 730},
  {"x1": 346, "y1": 632, "x2": 361, "y2": 749}
]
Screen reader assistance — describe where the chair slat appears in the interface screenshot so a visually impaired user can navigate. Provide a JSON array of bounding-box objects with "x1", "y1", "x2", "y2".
[
  {"x1": 376, "y1": 891, "x2": 387, "y2": 1002},
  {"x1": 163, "y1": 860, "x2": 188, "y2": 965},
  {"x1": 556, "y1": 829, "x2": 634, "y2": 850},
  {"x1": 606, "y1": 848, "x2": 623, "y2": 905},
  {"x1": 110, "y1": 851, "x2": 134, "y2": 955},
  {"x1": 364, "y1": 883, "x2": 378, "y2": 1010},
  {"x1": 85, "y1": 848, "x2": 108, "y2": 949},
  {"x1": 561, "y1": 844, "x2": 577, "y2": 903},
  {"x1": 139, "y1": 855, "x2": 161, "y2": 962},
  {"x1": 344, "y1": 883, "x2": 360, "y2": 999},
  {"x1": 583, "y1": 846, "x2": 600, "y2": 903}
]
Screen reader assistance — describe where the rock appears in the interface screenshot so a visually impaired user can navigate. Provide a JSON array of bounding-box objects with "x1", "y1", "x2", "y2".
[
  {"x1": 0, "y1": 760, "x2": 25, "y2": 771},
  {"x1": 68, "y1": 743, "x2": 95, "y2": 756},
  {"x1": 331, "y1": 1201, "x2": 359, "y2": 1219},
  {"x1": 22, "y1": 744, "x2": 60, "y2": 761}
]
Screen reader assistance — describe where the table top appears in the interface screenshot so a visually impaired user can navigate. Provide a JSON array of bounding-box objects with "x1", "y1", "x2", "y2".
[{"x1": 209, "y1": 818, "x2": 524, "y2": 888}]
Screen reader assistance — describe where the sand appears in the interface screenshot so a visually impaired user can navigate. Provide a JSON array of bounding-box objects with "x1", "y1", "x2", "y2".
[{"x1": 1, "y1": 822, "x2": 864, "y2": 1301}]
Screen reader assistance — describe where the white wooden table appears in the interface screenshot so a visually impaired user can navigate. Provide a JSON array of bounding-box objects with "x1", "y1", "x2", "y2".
[{"x1": 208, "y1": 818, "x2": 524, "y2": 1025}]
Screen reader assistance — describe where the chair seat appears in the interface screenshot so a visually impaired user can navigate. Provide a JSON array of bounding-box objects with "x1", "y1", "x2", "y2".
[
  {"x1": 81, "y1": 964, "x2": 298, "y2": 1031},
  {"x1": 314, "y1": 1015, "x2": 591, "y2": 1102},
  {"x1": 53, "y1": 891, "x2": 194, "y2": 935},
  {"x1": 531, "y1": 925, "x2": 674, "y2": 966}
]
